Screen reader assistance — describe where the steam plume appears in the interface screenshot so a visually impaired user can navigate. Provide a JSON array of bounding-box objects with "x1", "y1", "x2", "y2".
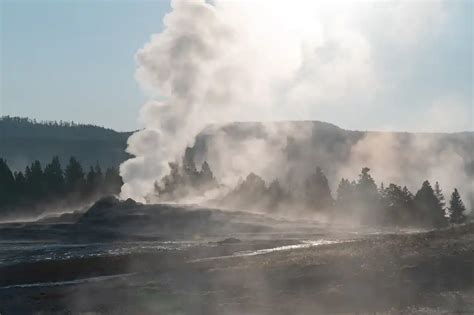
[{"x1": 120, "y1": 0, "x2": 469, "y2": 203}]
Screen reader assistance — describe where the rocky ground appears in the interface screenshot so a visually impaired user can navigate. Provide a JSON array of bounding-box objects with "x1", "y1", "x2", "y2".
[{"x1": 0, "y1": 222, "x2": 472, "y2": 314}]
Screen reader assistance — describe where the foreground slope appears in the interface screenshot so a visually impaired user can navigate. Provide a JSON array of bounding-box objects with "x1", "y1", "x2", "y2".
[{"x1": 1, "y1": 219, "x2": 472, "y2": 314}]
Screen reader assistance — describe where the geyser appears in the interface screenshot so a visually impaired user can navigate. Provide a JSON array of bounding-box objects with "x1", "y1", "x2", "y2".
[{"x1": 120, "y1": 0, "x2": 471, "y2": 207}]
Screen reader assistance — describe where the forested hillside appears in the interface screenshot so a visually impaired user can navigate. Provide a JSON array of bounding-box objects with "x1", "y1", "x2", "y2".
[
  {"x1": 189, "y1": 121, "x2": 474, "y2": 212},
  {"x1": 0, "y1": 116, "x2": 132, "y2": 171}
]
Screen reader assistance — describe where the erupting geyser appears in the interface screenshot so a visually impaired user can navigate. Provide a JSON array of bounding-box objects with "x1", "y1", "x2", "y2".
[{"x1": 120, "y1": 0, "x2": 472, "y2": 208}]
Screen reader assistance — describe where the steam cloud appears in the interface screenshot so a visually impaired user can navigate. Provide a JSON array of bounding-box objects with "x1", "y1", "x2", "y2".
[{"x1": 120, "y1": 0, "x2": 471, "y2": 205}]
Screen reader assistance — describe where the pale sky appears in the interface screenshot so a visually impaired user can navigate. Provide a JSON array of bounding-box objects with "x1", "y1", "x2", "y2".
[{"x1": 1, "y1": 0, "x2": 472, "y2": 132}]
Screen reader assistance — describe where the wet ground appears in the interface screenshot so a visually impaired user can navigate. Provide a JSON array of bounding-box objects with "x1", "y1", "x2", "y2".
[{"x1": 0, "y1": 201, "x2": 472, "y2": 314}]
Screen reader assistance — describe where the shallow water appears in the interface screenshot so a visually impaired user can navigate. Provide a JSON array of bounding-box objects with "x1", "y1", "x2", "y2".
[
  {"x1": 232, "y1": 239, "x2": 353, "y2": 257},
  {"x1": 0, "y1": 273, "x2": 136, "y2": 290},
  {"x1": 0, "y1": 240, "x2": 201, "y2": 267}
]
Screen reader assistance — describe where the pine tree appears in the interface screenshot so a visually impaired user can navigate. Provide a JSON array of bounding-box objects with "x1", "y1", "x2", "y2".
[
  {"x1": 357, "y1": 167, "x2": 378, "y2": 196},
  {"x1": 156, "y1": 162, "x2": 183, "y2": 198},
  {"x1": 196, "y1": 161, "x2": 217, "y2": 191},
  {"x1": 336, "y1": 178, "x2": 354, "y2": 211},
  {"x1": 43, "y1": 156, "x2": 64, "y2": 197},
  {"x1": 85, "y1": 166, "x2": 97, "y2": 196},
  {"x1": 305, "y1": 167, "x2": 334, "y2": 211},
  {"x1": 13, "y1": 171, "x2": 27, "y2": 199},
  {"x1": 383, "y1": 184, "x2": 415, "y2": 226},
  {"x1": 26, "y1": 160, "x2": 45, "y2": 201},
  {"x1": 104, "y1": 167, "x2": 123, "y2": 195},
  {"x1": 355, "y1": 167, "x2": 380, "y2": 223},
  {"x1": 0, "y1": 159, "x2": 15, "y2": 207},
  {"x1": 434, "y1": 181, "x2": 446, "y2": 211},
  {"x1": 268, "y1": 179, "x2": 285, "y2": 210},
  {"x1": 414, "y1": 180, "x2": 447, "y2": 228},
  {"x1": 64, "y1": 157, "x2": 85, "y2": 194},
  {"x1": 449, "y1": 188, "x2": 467, "y2": 224},
  {"x1": 200, "y1": 161, "x2": 214, "y2": 182},
  {"x1": 94, "y1": 162, "x2": 104, "y2": 190},
  {"x1": 379, "y1": 182, "x2": 386, "y2": 195},
  {"x1": 24, "y1": 166, "x2": 32, "y2": 199},
  {"x1": 183, "y1": 147, "x2": 198, "y2": 178},
  {"x1": 223, "y1": 173, "x2": 268, "y2": 210}
]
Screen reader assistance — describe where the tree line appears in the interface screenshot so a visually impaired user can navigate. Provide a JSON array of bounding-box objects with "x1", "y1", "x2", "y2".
[
  {"x1": 153, "y1": 154, "x2": 469, "y2": 228},
  {"x1": 333, "y1": 167, "x2": 467, "y2": 227},
  {"x1": 0, "y1": 156, "x2": 123, "y2": 218},
  {"x1": 0, "y1": 115, "x2": 114, "y2": 131}
]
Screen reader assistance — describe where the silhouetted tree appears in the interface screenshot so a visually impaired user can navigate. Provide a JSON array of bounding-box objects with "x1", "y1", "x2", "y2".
[
  {"x1": 195, "y1": 161, "x2": 218, "y2": 192},
  {"x1": 183, "y1": 147, "x2": 198, "y2": 180},
  {"x1": 434, "y1": 181, "x2": 446, "y2": 212},
  {"x1": 26, "y1": 160, "x2": 45, "y2": 201},
  {"x1": 199, "y1": 161, "x2": 214, "y2": 183},
  {"x1": 268, "y1": 179, "x2": 285, "y2": 210},
  {"x1": 64, "y1": 157, "x2": 85, "y2": 194},
  {"x1": 356, "y1": 167, "x2": 378, "y2": 198},
  {"x1": 382, "y1": 184, "x2": 415, "y2": 226},
  {"x1": 104, "y1": 167, "x2": 123, "y2": 195},
  {"x1": 13, "y1": 171, "x2": 26, "y2": 200},
  {"x1": 156, "y1": 162, "x2": 184, "y2": 199},
  {"x1": 336, "y1": 178, "x2": 354, "y2": 211},
  {"x1": 93, "y1": 162, "x2": 104, "y2": 192},
  {"x1": 449, "y1": 188, "x2": 467, "y2": 224},
  {"x1": 0, "y1": 155, "x2": 123, "y2": 219},
  {"x1": 305, "y1": 167, "x2": 333, "y2": 211},
  {"x1": 378, "y1": 182, "x2": 387, "y2": 204},
  {"x1": 43, "y1": 156, "x2": 64, "y2": 197},
  {"x1": 155, "y1": 158, "x2": 217, "y2": 201},
  {"x1": 85, "y1": 166, "x2": 97, "y2": 196},
  {"x1": 414, "y1": 180, "x2": 447, "y2": 228},
  {"x1": 355, "y1": 167, "x2": 380, "y2": 223},
  {"x1": 220, "y1": 173, "x2": 269, "y2": 211},
  {"x1": 0, "y1": 159, "x2": 15, "y2": 207}
]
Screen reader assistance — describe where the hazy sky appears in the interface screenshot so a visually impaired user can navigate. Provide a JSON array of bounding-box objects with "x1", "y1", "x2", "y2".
[
  {"x1": 1, "y1": 0, "x2": 170, "y2": 131},
  {"x1": 1, "y1": 0, "x2": 472, "y2": 132}
]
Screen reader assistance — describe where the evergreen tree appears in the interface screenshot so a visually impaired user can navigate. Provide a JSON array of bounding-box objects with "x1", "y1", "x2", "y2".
[
  {"x1": 156, "y1": 162, "x2": 183, "y2": 198},
  {"x1": 336, "y1": 178, "x2": 354, "y2": 211},
  {"x1": 64, "y1": 157, "x2": 85, "y2": 194},
  {"x1": 383, "y1": 184, "x2": 415, "y2": 226},
  {"x1": 196, "y1": 161, "x2": 217, "y2": 191},
  {"x1": 355, "y1": 167, "x2": 380, "y2": 222},
  {"x1": 85, "y1": 166, "x2": 97, "y2": 196},
  {"x1": 434, "y1": 181, "x2": 446, "y2": 211},
  {"x1": 183, "y1": 147, "x2": 198, "y2": 178},
  {"x1": 414, "y1": 180, "x2": 447, "y2": 228},
  {"x1": 199, "y1": 161, "x2": 214, "y2": 183},
  {"x1": 379, "y1": 182, "x2": 386, "y2": 195},
  {"x1": 0, "y1": 159, "x2": 15, "y2": 207},
  {"x1": 449, "y1": 188, "x2": 467, "y2": 224},
  {"x1": 24, "y1": 166, "x2": 32, "y2": 198},
  {"x1": 13, "y1": 171, "x2": 27, "y2": 200},
  {"x1": 222, "y1": 173, "x2": 268, "y2": 210},
  {"x1": 94, "y1": 162, "x2": 104, "y2": 191},
  {"x1": 305, "y1": 167, "x2": 334, "y2": 211},
  {"x1": 26, "y1": 160, "x2": 45, "y2": 201},
  {"x1": 336, "y1": 178, "x2": 352, "y2": 200},
  {"x1": 356, "y1": 167, "x2": 378, "y2": 197},
  {"x1": 268, "y1": 179, "x2": 285, "y2": 210},
  {"x1": 43, "y1": 156, "x2": 64, "y2": 196},
  {"x1": 104, "y1": 167, "x2": 123, "y2": 195}
]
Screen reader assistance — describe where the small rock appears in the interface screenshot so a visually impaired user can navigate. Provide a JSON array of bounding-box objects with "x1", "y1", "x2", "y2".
[{"x1": 217, "y1": 237, "x2": 241, "y2": 245}]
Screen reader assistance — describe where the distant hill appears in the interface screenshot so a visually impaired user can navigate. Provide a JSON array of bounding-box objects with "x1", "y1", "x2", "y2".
[
  {"x1": 0, "y1": 116, "x2": 132, "y2": 171},
  {"x1": 2, "y1": 117, "x2": 473, "y2": 209},
  {"x1": 191, "y1": 121, "x2": 474, "y2": 209}
]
